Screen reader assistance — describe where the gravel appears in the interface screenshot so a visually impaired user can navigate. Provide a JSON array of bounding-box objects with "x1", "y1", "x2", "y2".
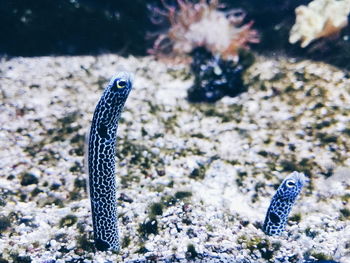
[{"x1": 0, "y1": 54, "x2": 349, "y2": 262}]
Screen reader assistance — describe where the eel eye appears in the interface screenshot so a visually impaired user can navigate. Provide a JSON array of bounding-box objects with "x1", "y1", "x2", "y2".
[
  {"x1": 116, "y1": 79, "x2": 127, "y2": 89},
  {"x1": 286, "y1": 180, "x2": 296, "y2": 188}
]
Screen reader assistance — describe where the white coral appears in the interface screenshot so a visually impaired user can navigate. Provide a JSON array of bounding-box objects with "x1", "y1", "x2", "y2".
[{"x1": 289, "y1": 0, "x2": 350, "y2": 47}]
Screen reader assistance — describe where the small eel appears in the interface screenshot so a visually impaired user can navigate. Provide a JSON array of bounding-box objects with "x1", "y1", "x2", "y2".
[
  {"x1": 86, "y1": 72, "x2": 133, "y2": 251},
  {"x1": 263, "y1": 171, "x2": 306, "y2": 235}
]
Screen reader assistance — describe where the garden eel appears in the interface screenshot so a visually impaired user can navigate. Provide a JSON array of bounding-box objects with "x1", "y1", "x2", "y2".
[
  {"x1": 86, "y1": 72, "x2": 133, "y2": 251},
  {"x1": 263, "y1": 171, "x2": 306, "y2": 235}
]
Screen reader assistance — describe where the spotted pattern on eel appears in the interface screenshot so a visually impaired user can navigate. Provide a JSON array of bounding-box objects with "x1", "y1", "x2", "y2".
[
  {"x1": 263, "y1": 171, "x2": 306, "y2": 236},
  {"x1": 86, "y1": 72, "x2": 133, "y2": 251}
]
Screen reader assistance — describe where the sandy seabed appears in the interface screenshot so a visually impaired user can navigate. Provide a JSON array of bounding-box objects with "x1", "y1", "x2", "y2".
[{"x1": 0, "y1": 54, "x2": 349, "y2": 262}]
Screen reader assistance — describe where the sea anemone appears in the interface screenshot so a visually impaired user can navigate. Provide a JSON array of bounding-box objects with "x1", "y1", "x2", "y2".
[{"x1": 148, "y1": 0, "x2": 259, "y2": 62}]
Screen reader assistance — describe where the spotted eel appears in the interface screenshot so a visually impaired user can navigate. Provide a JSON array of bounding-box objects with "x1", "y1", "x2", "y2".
[
  {"x1": 263, "y1": 171, "x2": 306, "y2": 235},
  {"x1": 86, "y1": 72, "x2": 133, "y2": 251}
]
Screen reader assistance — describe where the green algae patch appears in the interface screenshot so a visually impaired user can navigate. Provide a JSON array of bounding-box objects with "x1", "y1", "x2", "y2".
[
  {"x1": 237, "y1": 235, "x2": 276, "y2": 261},
  {"x1": 175, "y1": 191, "x2": 192, "y2": 199},
  {"x1": 149, "y1": 202, "x2": 164, "y2": 217},
  {"x1": 76, "y1": 234, "x2": 95, "y2": 252},
  {"x1": 189, "y1": 165, "x2": 207, "y2": 180},
  {"x1": 59, "y1": 215, "x2": 78, "y2": 227},
  {"x1": 186, "y1": 244, "x2": 198, "y2": 260},
  {"x1": 289, "y1": 213, "x2": 302, "y2": 223},
  {"x1": 122, "y1": 236, "x2": 131, "y2": 248},
  {"x1": 340, "y1": 208, "x2": 350, "y2": 220},
  {"x1": 0, "y1": 216, "x2": 11, "y2": 233},
  {"x1": 311, "y1": 252, "x2": 333, "y2": 261}
]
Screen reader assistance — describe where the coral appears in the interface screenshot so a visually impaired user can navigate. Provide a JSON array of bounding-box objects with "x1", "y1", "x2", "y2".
[
  {"x1": 149, "y1": 0, "x2": 259, "y2": 61},
  {"x1": 289, "y1": 0, "x2": 350, "y2": 48}
]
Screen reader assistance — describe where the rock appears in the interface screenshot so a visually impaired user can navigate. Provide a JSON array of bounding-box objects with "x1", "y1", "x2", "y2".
[
  {"x1": 20, "y1": 173, "x2": 39, "y2": 186},
  {"x1": 187, "y1": 47, "x2": 254, "y2": 102}
]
